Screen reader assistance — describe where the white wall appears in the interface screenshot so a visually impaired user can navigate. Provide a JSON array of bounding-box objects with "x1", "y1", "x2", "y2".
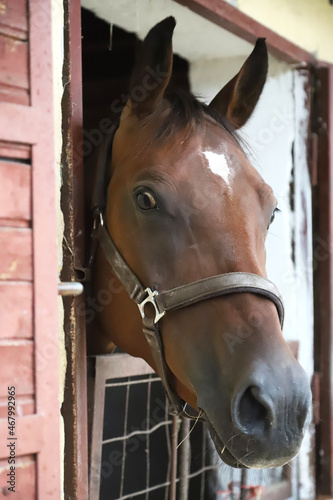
[
  {"x1": 191, "y1": 55, "x2": 314, "y2": 500},
  {"x1": 237, "y1": 0, "x2": 333, "y2": 64}
]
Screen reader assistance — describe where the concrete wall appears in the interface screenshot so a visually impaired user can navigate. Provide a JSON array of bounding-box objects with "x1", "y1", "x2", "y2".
[{"x1": 237, "y1": 0, "x2": 333, "y2": 64}]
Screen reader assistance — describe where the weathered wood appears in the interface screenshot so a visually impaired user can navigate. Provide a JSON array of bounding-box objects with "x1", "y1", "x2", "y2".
[
  {"x1": 0, "y1": 35, "x2": 29, "y2": 90},
  {"x1": 0, "y1": 0, "x2": 28, "y2": 40},
  {"x1": 0, "y1": 282, "x2": 33, "y2": 339},
  {"x1": 0, "y1": 82, "x2": 29, "y2": 105},
  {"x1": 0, "y1": 414, "x2": 44, "y2": 457},
  {"x1": 0, "y1": 456, "x2": 36, "y2": 498},
  {"x1": 0, "y1": 141, "x2": 30, "y2": 160},
  {"x1": 0, "y1": 228, "x2": 32, "y2": 280},
  {"x1": 29, "y1": 0, "x2": 62, "y2": 496},
  {"x1": 0, "y1": 396, "x2": 34, "y2": 418},
  {"x1": 0, "y1": 104, "x2": 42, "y2": 143},
  {"x1": 0, "y1": 218, "x2": 29, "y2": 227},
  {"x1": 313, "y1": 64, "x2": 333, "y2": 496},
  {"x1": 175, "y1": 0, "x2": 313, "y2": 65},
  {"x1": 0, "y1": 341, "x2": 34, "y2": 397},
  {"x1": 61, "y1": 2, "x2": 89, "y2": 499},
  {"x1": 0, "y1": 161, "x2": 31, "y2": 221}
]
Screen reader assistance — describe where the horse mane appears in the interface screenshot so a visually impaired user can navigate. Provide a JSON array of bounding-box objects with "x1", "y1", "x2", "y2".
[{"x1": 139, "y1": 88, "x2": 243, "y2": 148}]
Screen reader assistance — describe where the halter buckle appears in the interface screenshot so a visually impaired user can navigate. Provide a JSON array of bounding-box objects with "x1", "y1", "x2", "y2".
[{"x1": 138, "y1": 287, "x2": 166, "y2": 324}]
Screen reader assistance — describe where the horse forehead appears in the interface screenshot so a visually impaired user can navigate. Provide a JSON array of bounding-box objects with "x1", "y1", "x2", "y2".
[{"x1": 113, "y1": 117, "x2": 263, "y2": 190}]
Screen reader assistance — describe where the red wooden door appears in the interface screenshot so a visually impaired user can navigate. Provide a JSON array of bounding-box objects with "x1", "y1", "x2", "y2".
[{"x1": 0, "y1": 0, "x2": 61, "y2": 497}]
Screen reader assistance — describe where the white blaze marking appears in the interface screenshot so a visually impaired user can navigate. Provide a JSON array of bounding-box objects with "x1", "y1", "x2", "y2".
[{"x1": 203, "y1": 150, "x2": 232, "y2": 188}]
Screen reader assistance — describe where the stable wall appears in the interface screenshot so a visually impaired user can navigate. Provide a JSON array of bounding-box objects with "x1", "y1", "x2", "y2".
[
  {"x1": 237, "y1": 0, "x2": 333, "y2": 64},
  {"x1": 191, "y1": 54, "x2": 314, "y2": 500}
]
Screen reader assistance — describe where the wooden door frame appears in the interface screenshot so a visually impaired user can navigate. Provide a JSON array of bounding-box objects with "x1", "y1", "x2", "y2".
[
  {"x1": 65, "y1": 1, "x2": 333, "y2": 499},
  {"x1": 61, "y1": 1, "x2": 88, "y2": 499},
  {"x1": 313, "y1": 63, "x2": 333, "y2": 497}
]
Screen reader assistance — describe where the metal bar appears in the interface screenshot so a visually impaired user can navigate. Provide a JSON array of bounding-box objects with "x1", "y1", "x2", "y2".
[
  {"x1": 102, "y1": 419, "x2": 173, "y2": 445},
  {"x1": 187, "y1": 464, "x2": 219, "y2": 480},
  {"x1": 105, "y1": 376, "x2": 159, "y2": 388},
  {"x1": 240, "y1": 469, "x2": 248, "y2": 500},
  {"x1": 58, "y1": 281, "x2": 84, "y2": 296},
  {"x1": 200, "y1": 426, "x2": 205, "y2": 500},
  {"x1": 179, "y1": 418, "x2": 191, "y2": 500},
  {"x1": 116, "y1": 480, "x2": 173, "y2": 500},
  {"x1": 169, "y1": 415, "x2": 179, "y2": 500},
  {"x1": 145, "y1": 377, "x2": 151, "y2": 500},
  {"x1": 119, "y1": 384, "x2": 130, "y2": 498},
  {"x1": 89, "y1": 357, "x2": 107, "y2": 500},
  {"x1": 165, "y1": 399, "x2": 172, "y2": 500}
]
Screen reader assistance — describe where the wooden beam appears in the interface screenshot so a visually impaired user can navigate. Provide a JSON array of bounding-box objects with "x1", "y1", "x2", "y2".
[
  {"x1": 175, "y1": 0, "x2": 314, "y2": 65},
  {"x1": 0, "y1": 104, "x2": 42, "y2": 144},
  {"x1": 29, "y1": 0, "x2": 61, "y2": 497},
  {"x1": 313, "y1": 63, "x2": 333, "y2": 496},
  {"x1": 61, "y1": 1, "x2": 89, "y2": 499},
  {"x1": 0, "y1": 415, "x2": 44, "y2": 458}
]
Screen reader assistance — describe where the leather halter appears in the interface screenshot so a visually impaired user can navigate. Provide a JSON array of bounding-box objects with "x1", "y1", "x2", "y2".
[{"x1": 90, "y1": 127, "x2": 285, "y2": 418}]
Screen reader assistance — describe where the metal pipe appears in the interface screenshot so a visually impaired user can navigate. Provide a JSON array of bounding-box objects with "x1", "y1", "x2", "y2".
[
  {"x1": 58, "y1": 281, "x2": 84, "y2": 296},
  {"x1": 179, "y1": 417, "x2": 191, "y2": 500},
  {"x1": 240, "y1": 469, "x2": 248, "y2": 500},
  {"x1": 169, "y1": 415, "x2": 179, "y2": 500}
]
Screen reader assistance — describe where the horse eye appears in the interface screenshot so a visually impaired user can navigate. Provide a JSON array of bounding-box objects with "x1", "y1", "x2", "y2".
[
  {"x1": 268, "y1": 207, "x2": 280, "y2": 229},
  {"x1": 136, "y1": 191, "x2": 157, "y2": 210}
]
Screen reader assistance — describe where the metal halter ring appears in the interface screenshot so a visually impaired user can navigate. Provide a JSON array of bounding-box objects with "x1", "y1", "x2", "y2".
[{"x1": 137, "y1": 287, "x2": 166, "y2": 324}]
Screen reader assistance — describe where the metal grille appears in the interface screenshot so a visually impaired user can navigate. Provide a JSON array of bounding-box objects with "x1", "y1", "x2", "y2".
[
  {"x1": 88, "y1": 354, "x2": 292, "y2": 500},
  {"x1": 88, "y1": 354, "x2": 219, "y2": 500},
  {"x1": 101, "y1": 374, "x2": 173, "y2": 500}
]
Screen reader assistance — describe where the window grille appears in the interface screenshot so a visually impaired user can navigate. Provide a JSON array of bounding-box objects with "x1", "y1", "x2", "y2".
[
  {"x1": 88, "y1": 353, "x2": 293, "y2": 500},
  {"x1": 88, "y1": 354, "x2": 219, "y2": 500}
]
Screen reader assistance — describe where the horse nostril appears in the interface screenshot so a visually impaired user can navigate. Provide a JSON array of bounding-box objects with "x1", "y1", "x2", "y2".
[{"x1": 235, "y1": 386, "x2": 275, "y2": 435}]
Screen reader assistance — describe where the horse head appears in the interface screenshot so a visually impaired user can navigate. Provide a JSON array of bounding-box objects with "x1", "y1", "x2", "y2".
[{"x1": 92, "y1": 17, "x2": 311, "y2": 469}]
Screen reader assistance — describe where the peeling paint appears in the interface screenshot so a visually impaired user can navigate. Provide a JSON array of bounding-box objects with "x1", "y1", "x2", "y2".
[
  {"x1": 9, "y1": 260, "x2": 17, "y2": 272},
  {"x1": 0, "y1": 1, "x2": 6, "y2": 16}
]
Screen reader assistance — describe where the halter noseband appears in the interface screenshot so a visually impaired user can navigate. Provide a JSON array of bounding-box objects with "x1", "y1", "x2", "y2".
[
  {"x1": 90, "y1": 128, "x2": 285, "y2": 419},
  {"x1": 93, "y1": 212, "x2": 284, "y2": 418}
]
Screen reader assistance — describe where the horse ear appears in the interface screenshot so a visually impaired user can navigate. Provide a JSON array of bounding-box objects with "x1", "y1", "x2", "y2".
[
  {"x1": 128, "y1": 17, "x2": 176, "y2": 117},
  {"x1": 209, "y1": 38, "x2": 268, "y2": 129}
]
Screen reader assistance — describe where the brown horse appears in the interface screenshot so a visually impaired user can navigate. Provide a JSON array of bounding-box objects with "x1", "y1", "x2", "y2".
[{"x1": 88, "y1": 17, "x2": 311, "y2": 469}]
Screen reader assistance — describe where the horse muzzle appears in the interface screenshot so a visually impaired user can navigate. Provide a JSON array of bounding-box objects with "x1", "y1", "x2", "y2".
[{"x1": 198, "y1": 346, "x2": 312, "y2": 469}]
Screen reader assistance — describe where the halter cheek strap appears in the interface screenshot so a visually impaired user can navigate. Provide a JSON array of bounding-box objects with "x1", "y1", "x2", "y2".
[{"x1": 94, "y1": 218, "x2": 285, "y2": 417}]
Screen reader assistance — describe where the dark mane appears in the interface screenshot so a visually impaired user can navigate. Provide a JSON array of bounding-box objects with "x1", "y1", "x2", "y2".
[{"x1": 140, "y1": 89, "x2": 243, "y2": 148}]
